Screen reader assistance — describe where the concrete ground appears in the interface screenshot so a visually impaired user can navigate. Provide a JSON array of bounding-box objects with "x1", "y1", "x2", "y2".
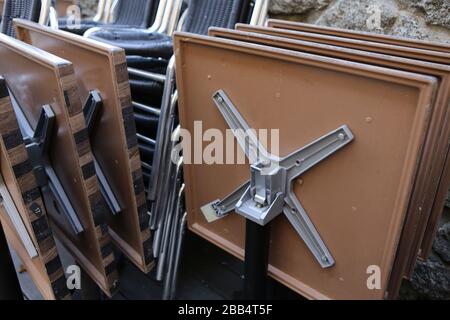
[{"x1": 10, "y1": 231, "x2": 301, "y2": 300}]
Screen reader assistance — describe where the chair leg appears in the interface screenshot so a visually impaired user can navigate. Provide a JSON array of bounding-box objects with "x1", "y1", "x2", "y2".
[
  {"x1": 258, "y1": 0, "x2": 269, "y2": 26},
  {"x1": 153, "y1": 125, "x2": 181, "y2": 258},
  {"x1": 168, "y1": 212, "x2": 188, "y2": 300},
  {"x1": 157, "y1": 0, "x2": 183, "y2": 36},
  {"x1": 148, "y1": 56, "x2": 177, "y2": 205},
  {"x1": 93, "y1": 0, "x2": 107, "y2": 22},
  {"x1": 124, "y1": 57, "x2": 184, "y2": 291},
  {"x1": 250, "y1": 0, "x2": 263, "y2": 25},
  {"x1": 150, "y1": 92, "x2": 178, "y2": 231},
  {"x1": 162, "y1": 184, "x2": 185, "y2": 300},
  {"x1": 38, "y1": 0, "x2": 52, "y2": 26},
  {"x1": 156, "y1": 157, "x2": 183, "y2": 281}
]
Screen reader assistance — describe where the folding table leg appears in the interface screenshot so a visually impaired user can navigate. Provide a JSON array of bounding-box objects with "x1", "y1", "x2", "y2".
[
  {"x1": 169, "y1": 212, "x2": 188, "y2": 300},
  {"x1": 243, "y1": 220, "x2": 271, "y2": 300},
  {"x1": 0, "y1": 219, "x2": 23, "y2": 300}
]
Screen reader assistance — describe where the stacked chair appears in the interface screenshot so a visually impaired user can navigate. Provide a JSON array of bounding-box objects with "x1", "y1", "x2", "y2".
[
  {"x1": 174, "y1": 19, "x2": 450, "y2": 299},
  {"x1": 87, "y1": 0, "x2": 252, "y2": 57},
  {"x1": 58, "y1": 0, "x2": 160, "y2": 36},
  {"x1": 0, "y1": 0, "x2": 51, "y2": 37}
]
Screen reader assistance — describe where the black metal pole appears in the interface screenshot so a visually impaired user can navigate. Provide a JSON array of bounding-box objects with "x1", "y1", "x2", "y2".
[
  {"x1": 243, "y1": 220, "x2": 271, "y2": 300},
  {"x1": 0, "y1": 221, "x2": 23, "y2": 300}
]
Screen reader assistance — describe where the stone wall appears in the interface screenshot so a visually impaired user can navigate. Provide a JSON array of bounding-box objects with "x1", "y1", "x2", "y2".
[{"x1": 269, "y1": 0, "x2": 450, "y2": 43}]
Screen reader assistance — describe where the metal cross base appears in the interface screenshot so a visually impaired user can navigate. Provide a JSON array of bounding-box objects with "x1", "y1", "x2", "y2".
[
  {"x1": 201, "y1": 90, "x2": 354, "y2": 268},
  {"x1": 82, "y1": 90, "x2": 122, "y2": 216},
  {"x1": 11, "y1": 95, "x2": 84, "y2": 235}
]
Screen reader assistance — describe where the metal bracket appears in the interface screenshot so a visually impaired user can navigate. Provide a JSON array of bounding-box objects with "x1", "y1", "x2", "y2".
[
  {"x1": 201, "y1": 182, "x2": 250, "y2": 223},
  {"x1": 83, "y1": 91, "x2": 102, "y2": 136},
  {"x1": 201, "y1": 90, "x2": 354, "y2": 268},
  {"x1": 83, "y1": 90, "x2": 122, "y2": 216},
  {"x1": 11, "y1": 95, "x2": 84, "y2": 235}
]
